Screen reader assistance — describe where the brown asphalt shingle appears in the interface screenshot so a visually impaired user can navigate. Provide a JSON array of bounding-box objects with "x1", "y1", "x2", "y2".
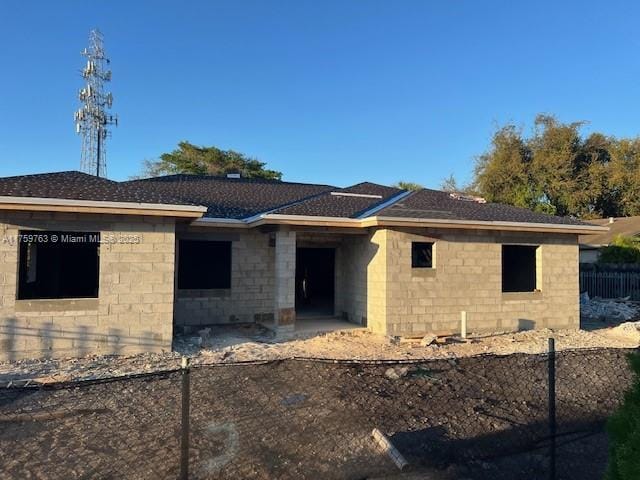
[
  {"x1": 127, "y1": 174, "x2": 334, "y2": 219},
  {"x1": 378, "y1": 188, "x2": 587, "y2": 226},
  {"x1": 579, "y1": 216, "x2": 640, "y2": 246},
  {"x1": 0, "y1": 171, "x2": 195, "y2": 206},
  {"x1": 272, "y1": 182, "x2": 404, "y2": 218},
  {"x1": 0, "y1": 171, "x2": 592, "y2": 226}
]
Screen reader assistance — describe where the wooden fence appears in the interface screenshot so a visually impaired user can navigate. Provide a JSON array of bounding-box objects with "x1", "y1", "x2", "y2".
[{"x1": 580, "y1": 270, "x2": 640, "y2": 300}]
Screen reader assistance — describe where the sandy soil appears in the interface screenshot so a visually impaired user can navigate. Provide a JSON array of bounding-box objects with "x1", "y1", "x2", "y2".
[
  {"x1": 1, "y1": 320, "x2": 638, "y2": 385},
  {"x1": 189, "y1": 321, "x2": 640, "y2": 362}
]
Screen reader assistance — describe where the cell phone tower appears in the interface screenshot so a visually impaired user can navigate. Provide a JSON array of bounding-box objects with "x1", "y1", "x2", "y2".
[{"x1": 74, "y1": 29, "x2": 117, "y2": 177}]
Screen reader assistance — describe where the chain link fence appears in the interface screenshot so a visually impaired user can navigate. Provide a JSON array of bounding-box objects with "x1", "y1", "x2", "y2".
[{"x1": 0, "y1": 344, "x2": 636, "y2": 479}]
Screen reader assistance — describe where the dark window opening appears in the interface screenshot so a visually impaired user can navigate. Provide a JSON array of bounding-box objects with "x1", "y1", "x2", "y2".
[
  {"x1": 502, "y1": 245, "x2": 538, "y2": 293},
  {"x1": 178, "y1": 240, "x2": 231, "y2": 289},
  {"x1": 412, "y1": 242, "x2": 434, "y2": 268},
  {"x1": 18, "y1": 231, "x2": 100, "y2": 300}
]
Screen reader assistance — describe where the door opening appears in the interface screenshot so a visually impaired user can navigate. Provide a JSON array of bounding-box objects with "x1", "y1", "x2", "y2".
[{"x1": 296, "y1": 248, "x2": 335, "y2": 317}]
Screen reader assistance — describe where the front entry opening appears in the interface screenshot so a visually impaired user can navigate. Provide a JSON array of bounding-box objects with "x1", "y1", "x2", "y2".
[{"x1": 296, "y1": 248, "x2": 335, "y2": 316}]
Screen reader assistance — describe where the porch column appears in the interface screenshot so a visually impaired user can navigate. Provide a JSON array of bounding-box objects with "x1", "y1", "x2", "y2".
[{"x1": 274, "y1": 230, "x2": 296, "y2": 331}]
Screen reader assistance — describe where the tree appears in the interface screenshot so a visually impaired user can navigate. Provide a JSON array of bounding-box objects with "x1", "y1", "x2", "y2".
[
  {"x1": 440, "y1": 174, "x2": 460, "y2": 192},
  {"x1": 393, "y1": 181, "x2": 423, "y2": 191},
  {"x1": 528, "y1": 115, "x2": 584, "y2": 216},
  {"x1": 470, "y1": 114, "x2": 640, "y2": 218},
  {"x1": 139, "y1": 141, "x2": 282, "y2": 180},
  {"x1": 473, "y1": 124, "x2": 550, "y2": 212},
  {"x1": 608, "y1": 138, "x2": 640, "y2": 216},
  {"x1": 440, "y1": 174, "x2": 477, "y2": 194},
  {"x1": 576, "y1": 133, "x2": 616, "y2": 219},
  {"x1": 606, "y1": 352, "x2": 640, "y2": 479}
]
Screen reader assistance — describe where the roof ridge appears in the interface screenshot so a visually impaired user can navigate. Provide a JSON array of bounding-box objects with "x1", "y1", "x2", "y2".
[
  {"x1": 0, "y1": 170, "x2": 117, "y2": 182},
  {"x1": 250, "y1": 188, "x2": 337, "y2": 219},
  {"x1": 127, "y1": 174, "x2": 336, "y2": 189},
  {"x1": 355, "y1": 189, "x2": 416, "y2": 219},
  {"x1": 342, "y1": 181, "x2": 401, "y2": 190}
]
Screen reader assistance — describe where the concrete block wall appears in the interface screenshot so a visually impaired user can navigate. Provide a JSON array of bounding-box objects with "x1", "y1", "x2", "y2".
[
  {"x1": 335, "y1": 229, "x2": 388, "y2": 333},
  {"x1": 382, "y1": 227, "x2": 580, "y2": 336},
  {"x1": 274, "y1": 230, "x2": 296, "y2": 329},
  {"x1": 173, "y1": 229, "x2": 275, "y2": 326},
  {"x1": 335, "y1": 236, "x2": 366, "y2": 324},
  {"x1": 0, "y1": 211, "x2": 176, "y2": 360}
]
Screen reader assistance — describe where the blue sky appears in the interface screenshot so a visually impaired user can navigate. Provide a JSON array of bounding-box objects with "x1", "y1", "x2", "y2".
[{"x1": 1, "y1": 1, "x2": 639, "y2": 188}]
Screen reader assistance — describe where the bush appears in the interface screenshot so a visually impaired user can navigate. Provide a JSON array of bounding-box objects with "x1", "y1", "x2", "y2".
[
  {"x1": 599, "y1": 236, "x2": 640, "y2": 264},
  {"x1": 606, "y1": 352, "x2": 640, "y2": 479}
]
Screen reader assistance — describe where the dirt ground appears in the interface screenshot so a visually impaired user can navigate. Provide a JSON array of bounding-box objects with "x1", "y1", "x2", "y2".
[
  {"x1": 0, "y1": 349, "x2": 634, "y2": 480},
  {"x1": 186, "y1": 320, "x2": 640, "y2": 362},
  {"x1": 1, "y1": 319, "x2": 639, "y2": 384}
]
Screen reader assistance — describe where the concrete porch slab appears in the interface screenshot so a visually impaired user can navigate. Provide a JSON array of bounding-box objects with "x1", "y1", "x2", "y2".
[
  {"x1": 295, "y1": 316, "x2": 364, "y2": 335},
  {"x1": 258, "y1": 316, "x2": 364, "y2": 337}
]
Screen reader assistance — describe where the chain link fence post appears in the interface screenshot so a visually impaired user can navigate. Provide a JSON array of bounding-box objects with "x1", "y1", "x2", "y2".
[
  {"x1": 548, "y1": 338, "x2": 556, "y2": 480},
  {"x1": 180, "y1": 356, "x2": 190, "y2": 480}
]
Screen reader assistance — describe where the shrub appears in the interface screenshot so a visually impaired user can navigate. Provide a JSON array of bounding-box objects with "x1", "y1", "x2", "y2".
[
  {"x1": 606, "y1": 352, "x2": 640, "y2": 479},
  {"x1": 599, "y1": 236, "x2": 640, "y2": 264}
]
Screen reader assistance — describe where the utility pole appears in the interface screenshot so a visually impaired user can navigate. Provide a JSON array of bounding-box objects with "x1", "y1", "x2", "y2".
[{"x1": 74, "y1": 29, "x2": 117, "y2": 177}]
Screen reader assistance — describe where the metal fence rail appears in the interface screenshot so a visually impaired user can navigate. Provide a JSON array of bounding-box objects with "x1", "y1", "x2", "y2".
[
  {"x1": 0, "y1": 345, "x2": 637, "y2": 480},
  {"x1": 580, "y1": 270, "x2": 640, "y2": 299}
]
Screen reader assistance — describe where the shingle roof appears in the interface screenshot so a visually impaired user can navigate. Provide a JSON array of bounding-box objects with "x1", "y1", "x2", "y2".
[
  {"x1": 579, "y1": 217, "x2": 640, "y2": 246},
  {"x1": 272, "y1": 182, "x2": 404, "y2": 218},
  {"x1": 0, "y1": 171, "x2": 594, "y2": 228},
  {"x1": 0, "y1": 171, "x2": 195, "y2": 206},
  {"x1": 377, "y1": 188, "x2": 587, "y2": 226},
  {"x1": 127, "y1": 174, "x2": 334, "y2": 219}
]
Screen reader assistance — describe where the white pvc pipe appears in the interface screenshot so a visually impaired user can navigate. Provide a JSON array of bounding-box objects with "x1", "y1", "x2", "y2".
[{"x1": 461, "y1": 311, "x2": 467, "y2": 339}]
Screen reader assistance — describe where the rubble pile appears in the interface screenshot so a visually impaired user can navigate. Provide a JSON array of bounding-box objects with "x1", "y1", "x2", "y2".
[{"x1": 580, "y1": 292, "x2": 640, "y2": 321}]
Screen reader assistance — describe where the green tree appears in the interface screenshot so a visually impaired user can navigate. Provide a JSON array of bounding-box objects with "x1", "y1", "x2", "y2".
[
  {"x1": 473, "y1": 124, "x2": 548, "y2": 211},
  {"x1": 608, "y1": 138, "x2": 640, "y2": 216},
  {"x1": 393, "y1": 181, "x2": 423, "y2": 191},
  {"x1": 529, "y1": 114, "x2": 584, "y2": 216},
  {"x1": 470, "y1": 114, "x2": 640, "y2": 218},
  {"x1": 606, "y1": 352, "x2": 640, "y2": 479},
  {"x1": 576, "y1": 133, "x2": 616, "y2": 219},
  {"x1": 139, "y1": 141, "x2": 282, "y2": 180}
]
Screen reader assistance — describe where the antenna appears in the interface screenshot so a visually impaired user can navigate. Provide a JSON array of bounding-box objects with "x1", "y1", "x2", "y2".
[{"x1": 75, "y1": 29, "x2": 117, "y2": 177}]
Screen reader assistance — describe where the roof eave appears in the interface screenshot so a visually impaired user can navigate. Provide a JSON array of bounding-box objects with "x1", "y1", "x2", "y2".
[
  {"x1": 190, "y1": 217, "x2": 249, "y2": 227},
  {"x1": 579, "y1": 243, "x2": 605, "y2": 249},
  {"x1": 368, "y1": 216, "x2": 609, "y2": 234},
  {"x1": 190, "y1": 212, "x2": 608, "y2": 234},
  {"x1": 0, "y1": 196, "x2": 207, "y2": 218}
]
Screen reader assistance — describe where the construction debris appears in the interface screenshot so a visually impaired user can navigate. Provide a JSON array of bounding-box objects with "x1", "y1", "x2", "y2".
[
  {"x1": 385, "y1": 366, "x2": 410, "y2": 380},
  {"x1": 419, "y1": 334, "x2": 437, "y2": 347},
  {"x1": 580, "y1": 292, "x2": 640, "y2": 321},
  {"x1": 371, "y1": 428, "x2": 409, "y2": 471},
  {"x1": 2, "y1": 323, "x2": 640, "y2": 386}
]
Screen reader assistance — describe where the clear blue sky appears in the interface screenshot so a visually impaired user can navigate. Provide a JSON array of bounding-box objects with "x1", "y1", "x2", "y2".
[{"x1": 1, "y1": 1, "x2": 639, "y2": 188}]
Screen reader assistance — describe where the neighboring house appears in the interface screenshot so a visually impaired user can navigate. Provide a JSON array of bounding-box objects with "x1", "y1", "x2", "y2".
[
  {"x1": 0, "y1": 171, "x2": 604, "y2": 360},
  {"x1": 579, "y1": 216, "x2": 640, "y2": 263}
]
